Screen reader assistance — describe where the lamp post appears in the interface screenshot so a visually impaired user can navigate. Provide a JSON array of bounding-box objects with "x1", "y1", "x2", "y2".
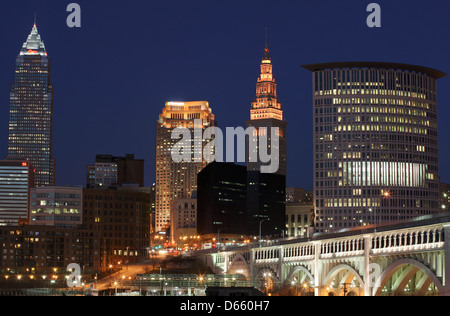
[
  {"x1": 259, "y1": 219, "x2": 268, "y2": 247},
  {"x1": 217, "y1": 229, "x2": 221, "y2": 251}
]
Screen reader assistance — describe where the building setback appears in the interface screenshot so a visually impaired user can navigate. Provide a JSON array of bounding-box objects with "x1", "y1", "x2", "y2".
[
  {"x1": 303, "y1": 62, "x2": 446, "y2": 233},
  {"x1": 7, "y1": 24, "x2": 55, "y2": 187}
]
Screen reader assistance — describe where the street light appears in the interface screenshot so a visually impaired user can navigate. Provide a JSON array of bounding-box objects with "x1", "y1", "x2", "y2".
[{"x1": 259, "y1": 219, "x2": 269, "y2": 247}]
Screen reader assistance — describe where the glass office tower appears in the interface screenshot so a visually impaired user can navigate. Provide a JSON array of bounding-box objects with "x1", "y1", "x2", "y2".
[
  {"x1": 303, "y1": 62, "x2": 445, "y2": 233},
  {"x1": 8, "y1": 24, "x2": 55, "y2": 187}
]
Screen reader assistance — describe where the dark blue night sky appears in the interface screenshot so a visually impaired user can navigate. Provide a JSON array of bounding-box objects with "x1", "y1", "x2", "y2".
[{"x1": 1, "y1": 0, "x2": 450, "y2": 189}]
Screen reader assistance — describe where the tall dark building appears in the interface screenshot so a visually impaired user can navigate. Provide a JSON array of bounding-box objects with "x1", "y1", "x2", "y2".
[
  {"x1": 246, "y1": 171, "x2": 286, "y2": 237},
  {"x1": 7, "y1": 24, "x2": 55, "y2": 187},
  {"x1": 197, "y1": 162, "x2": 248, "y2": 235},
  {"x1": 197, "y1": 162, "x2": 286, "y2": 237}
]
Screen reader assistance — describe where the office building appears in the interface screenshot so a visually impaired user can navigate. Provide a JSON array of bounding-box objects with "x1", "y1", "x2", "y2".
[
  {"x1": 86, "y1": 154, "x2": 144, "y2": 188},
  {"x1": 155, "y1": 101, "x2": 215, "y2": 232},
  {"x1": 247, "y1": 171, "x2": 286, "y2": 237},
  {"x1": 197, "y1": 162, "x2": 286, "y2": 237},
  {"x1": 82, "y1": 187, "x2": 151, "y2": 268},
  {"x1": 286, "y1": 187, "x2": 313, "y2": 204},
  {"x1": 303, "y1": 62, "x2": 445, "y2": 233},
  {"x1": 7, "y1": 23, "x2": 55, "y2": 187},
  {"x1": 0, "y1": 225, "x2": 100, "y2": 276},
  {"x1": 0, "y1": 160, "x2": 34, "y2": 226},
  {"x1": 286, "y1": 203, "x2": 313, "y2": 238},
  {"x1": 197, "y1": 162, "x2": 248, "y2": 235},
  {"x1": 170, "y1": 198, "x2": 198, "y2": 247},
  {"x1": 30, "y1": 186, "x2": 83, "y2": 228}
]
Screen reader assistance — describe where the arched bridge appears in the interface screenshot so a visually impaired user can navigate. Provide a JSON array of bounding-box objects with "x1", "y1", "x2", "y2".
[{"x1": 196, "y1": 214, "x2": 450, "y2": 296}]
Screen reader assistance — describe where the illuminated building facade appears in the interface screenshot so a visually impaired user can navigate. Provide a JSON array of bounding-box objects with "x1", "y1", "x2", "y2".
[
  {"x1": 170, "y1": 198, "x2": 198, "y2": 246},
  {"x1": 7, "y1": 24, "x2": 55, "y2": 187},
  {"x1": 303, "y1": 62, "x2": 445, "y2": 233},
  {"x1": 246, "y1": 44, "x2": 287, "y2": 176},
  {"x1": 30, "y1": 186, "x2": 83, "y2": 228},
  {"x1": 155, "y1": 101, "x2": 215, "y2": 232},
  {"x1": 0, "y1": 160, "x2": 34, "y2": 226}
]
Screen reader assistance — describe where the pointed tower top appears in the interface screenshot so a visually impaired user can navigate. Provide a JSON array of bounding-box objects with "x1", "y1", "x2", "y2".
[
  {"x1": 262, "y1": 27, "x2": 271, "y2": 62},
  {"x1": 265, "y1": 27, "x2": 268, "y2": 48},
  {"x1": 20, "y1": 22, "x2": 47, "y2": 56}
]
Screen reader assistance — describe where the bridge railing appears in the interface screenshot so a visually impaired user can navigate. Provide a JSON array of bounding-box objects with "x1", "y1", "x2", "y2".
[{"x1": 371, "y1": 227, "x2": 445, "y2": 254}]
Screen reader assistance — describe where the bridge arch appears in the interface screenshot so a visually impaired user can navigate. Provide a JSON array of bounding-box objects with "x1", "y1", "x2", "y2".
[
  {"x1": 227, "y1": 253, "x2": 251, "y2": 278},
  {"x1": 372, "y1": 258, "x2": 444, "y2": 296},
  {"x1": 255, "y1": 268, "x2": 279, "y2": 294},
  {"x1": 322, "y1": 264, "x2": 366, "y2": 296},
  {"x1": 285, "y1": 265, "x2": 314, "y2": 286}
]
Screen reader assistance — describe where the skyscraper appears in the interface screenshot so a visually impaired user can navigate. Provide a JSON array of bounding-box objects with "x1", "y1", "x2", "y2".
[
  {"x1": 246, "y1": 43, "x2": 287, "y2": 176},
  {"x1": 303, "y1": 62, "x2": 445, "y2": 233},
  {"x1": 155, "y1": 101, "x2": 215, "y2": 232},
  {"x1": 7, "y1": 23, "x2": 55, "y2": 187},
  {"x1": 0, "y1": 160, "x2": 34, "y2": 226},
  {"x1": 197, "y1": 161, "x2": 286, "y2": 237}
]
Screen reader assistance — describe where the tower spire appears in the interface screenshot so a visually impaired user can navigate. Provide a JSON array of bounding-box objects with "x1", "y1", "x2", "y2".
[
  {"x1": 265, "y1": 27, "x2": 268, "y2": 48},
  {"x1": 34, "y1": 13, "x2": 37, "y2": 27},
  {"x1": 263, "y1": 27, "x2": 270, "y2": 61}
]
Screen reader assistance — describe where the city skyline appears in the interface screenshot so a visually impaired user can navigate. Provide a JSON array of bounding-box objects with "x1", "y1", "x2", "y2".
[
  {"x1": 2, "y1": 0, "x2": 450, "y2": 298},
  {"x1": 1, "y1": 1, "x2": 450, "y2": 191}
]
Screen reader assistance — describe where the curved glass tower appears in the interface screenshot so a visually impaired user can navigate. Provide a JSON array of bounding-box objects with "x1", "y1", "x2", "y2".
[{"x1": 303, "y1": 62, "x2": 446, "y2": 233}]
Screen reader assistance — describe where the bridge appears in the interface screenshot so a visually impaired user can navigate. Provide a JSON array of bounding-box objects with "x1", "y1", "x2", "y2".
[{"x1": 196, "y1": 214, "x2": 450, "y2": 296}]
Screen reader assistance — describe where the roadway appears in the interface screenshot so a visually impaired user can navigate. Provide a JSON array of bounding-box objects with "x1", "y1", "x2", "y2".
[{"x1": 95, "y1": 255, "x2": 165, "y2": 292}]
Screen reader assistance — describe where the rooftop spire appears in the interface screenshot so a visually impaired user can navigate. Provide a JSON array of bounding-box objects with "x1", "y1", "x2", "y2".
[
  {"x1": 262, "y1": 27, "x2": 271, "y2": 61},
  {"x1": 20, "y1": 21, "x2": 47, "y2": 56},
  {"x1": 265, "y1": 27, "x2": 268, "y2": 48}
]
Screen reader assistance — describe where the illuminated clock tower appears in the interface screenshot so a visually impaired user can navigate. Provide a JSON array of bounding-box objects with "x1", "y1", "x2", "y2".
[{"x1": 246, "y1": 44, "x2": 287, "y2": 176}]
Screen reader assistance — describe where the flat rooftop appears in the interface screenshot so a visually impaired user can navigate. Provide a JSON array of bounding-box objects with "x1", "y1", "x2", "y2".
[{"x1": 302, "y1": 61, "x2": 447, "y2": 79}]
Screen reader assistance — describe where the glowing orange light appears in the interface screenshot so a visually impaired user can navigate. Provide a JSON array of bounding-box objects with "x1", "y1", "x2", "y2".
[
  {"x1": 22, "y1": 162, "x2": 28, "y2": 167},
  {"x1": 27, "y1": 49, "x2": 37, "y2": 54}
]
